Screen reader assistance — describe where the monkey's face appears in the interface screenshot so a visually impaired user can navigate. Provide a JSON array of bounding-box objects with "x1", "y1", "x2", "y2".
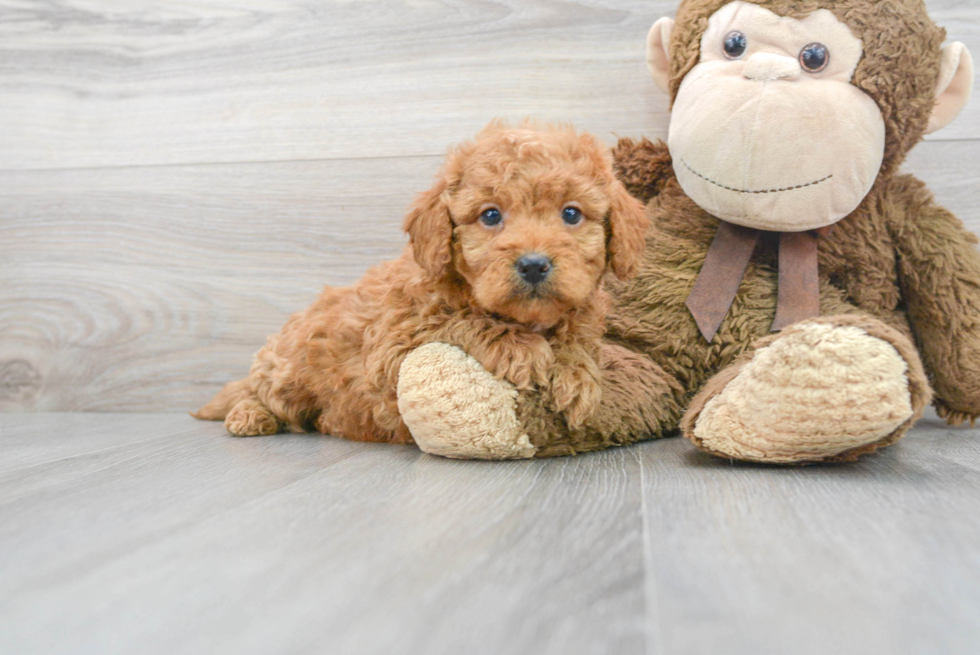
[{"x1": 668, "y1": 1, "x2": 885, "y2": 232}]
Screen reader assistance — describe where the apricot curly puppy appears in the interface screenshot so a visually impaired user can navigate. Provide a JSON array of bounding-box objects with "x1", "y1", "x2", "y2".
[{"x1": 194, "y1": 123, "x2": 648, "y2": 444}]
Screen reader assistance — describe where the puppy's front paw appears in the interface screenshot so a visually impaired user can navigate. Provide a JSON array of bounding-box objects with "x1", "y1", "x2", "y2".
[
  {"x1": 550, "y1": 359, "x2": 602, "y2": 428},
  {"x1": 479, "y1": 331, "x2": 554, "y2": 390}
]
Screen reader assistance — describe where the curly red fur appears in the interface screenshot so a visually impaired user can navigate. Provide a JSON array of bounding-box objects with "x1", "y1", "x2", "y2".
[{"x1": 194, "y1": 123, "x2": 649, "y2": 441}]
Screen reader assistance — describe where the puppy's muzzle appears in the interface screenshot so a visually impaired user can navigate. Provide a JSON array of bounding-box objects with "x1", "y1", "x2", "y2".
[{"x1": 516, "y1": 254, "x2": 552, "y2": 285}]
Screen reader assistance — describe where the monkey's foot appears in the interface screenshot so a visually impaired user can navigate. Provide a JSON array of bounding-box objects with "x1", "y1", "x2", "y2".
[
  {"x1": 225, "y1": 398, "x2": 282, "y2": 437},
  {"x1": 397, "y1": 343, "x2": 536, "y2": 460},
  {"x1": 683, "y1": 316, "x2": 931, "y2": 464}
]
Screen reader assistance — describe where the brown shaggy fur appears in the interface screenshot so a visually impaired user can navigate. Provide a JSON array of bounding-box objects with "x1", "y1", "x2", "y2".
[
  {"x1": 194, "y1": 123, "x2": 649, "y2": 442},
  {"x1": 502, "y1": 0, "x2": 979, "y2": 461}
]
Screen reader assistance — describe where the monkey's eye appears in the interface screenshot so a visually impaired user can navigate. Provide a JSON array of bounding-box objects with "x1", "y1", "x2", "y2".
[
  {"x1": 723, "y1": 31, "x2": 747, "y2": 59},
  {"x1": 799, "y1": 43, "x2": 830, "y2": 72},
  {"x1": 561, "y1": 206, "x2": 583, "y2": 226},
  {"x1": 479, "y1": 207, "x2": 503, "y2": 226}
]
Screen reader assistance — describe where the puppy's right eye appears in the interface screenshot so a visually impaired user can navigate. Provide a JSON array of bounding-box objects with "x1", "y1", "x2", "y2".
[
  {"x1": 479, "y1": 208, "x2": 503, "y2": 226},
  {"x1": 561, "y1": 206, "x2": 584, "y2": 226}
]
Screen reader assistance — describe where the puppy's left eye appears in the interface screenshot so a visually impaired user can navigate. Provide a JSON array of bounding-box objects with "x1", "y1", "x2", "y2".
[
  {"x1": 561, "y1": 206, "x2": 583, "y2": 226},
  {"x1": 479, "y1": 208, "x2": 503, "y2": 226}
]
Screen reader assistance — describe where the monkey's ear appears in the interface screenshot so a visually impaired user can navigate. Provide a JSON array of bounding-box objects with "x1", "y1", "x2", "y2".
[
  {"x1": 646, "y1": 17, "x2": 674, "y2": 95},
  {"x1": 404, "y1": 179, "x2": 454, "y2": 278},
  {"x1": 926, "y1": 42, "x2": 974, "y2": 135},
  {"x1": 607, "y1": 181, "x2": 650, "y2": 280}
]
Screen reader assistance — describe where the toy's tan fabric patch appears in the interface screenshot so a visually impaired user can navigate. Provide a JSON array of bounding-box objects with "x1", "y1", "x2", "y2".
[
  {"x1": 692, "y1": 321, "x2": 913, "y2": 463},
  {"x1": 397, "y1": 343, "x2": 536, "y2": 460}
]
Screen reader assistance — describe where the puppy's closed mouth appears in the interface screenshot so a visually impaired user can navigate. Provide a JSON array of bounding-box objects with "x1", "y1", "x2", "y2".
[{"x1": 512, "y1": 282, "x2": 556, "y2": 301}]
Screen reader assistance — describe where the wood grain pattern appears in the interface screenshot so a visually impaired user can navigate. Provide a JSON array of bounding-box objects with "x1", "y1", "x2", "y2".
[
  {"x1": 639, "y1": 412, "x2": 980, "y2": 655},
  {"x1": 0, "y1": 0, "x2": 975, "y2": 172},
  {"x1": 0, "y1": 413, "x2": 645, "y2": 655},
  {"x1": 0, "y1": 142, "x2": 980, "y2": 411},
  {"x1": 3, "y1": 140, "x2": 978, "y2": 413},
  {"x1": 0, "y1": 0, "x2": 673, "y2": 170},
  {"x1": 0, "y1": 156, "x2": 440, "y2": 412},
  {"x1": 1, "y1": 0, "x2": 978, "y2": 413},
  {"x1": 0, "y1": 156, "x2": 438, "y2": 277},
  {"x1": 1, "y1": 412, "x2": 978, "y2": 654}
]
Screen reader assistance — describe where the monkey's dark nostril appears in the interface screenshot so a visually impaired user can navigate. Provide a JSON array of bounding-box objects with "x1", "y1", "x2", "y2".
[{"x1": 516, "y1": 254, "x2": 552, "y2": 285}]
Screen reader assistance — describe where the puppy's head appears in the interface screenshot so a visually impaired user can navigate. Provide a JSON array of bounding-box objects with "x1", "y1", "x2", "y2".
[{"x1": 405, "y1": 122, "x2": 649, "y2": 328}]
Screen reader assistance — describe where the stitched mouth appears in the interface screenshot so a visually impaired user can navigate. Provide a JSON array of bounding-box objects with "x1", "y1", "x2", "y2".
[{"x1": 682, "y1": 160, "x2": 833, "y2": 195}]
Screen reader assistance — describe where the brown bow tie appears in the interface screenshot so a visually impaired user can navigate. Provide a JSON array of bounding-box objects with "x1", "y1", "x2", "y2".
[{"x1": 685, "y1": 222, "x2": 829, "y2": 343}]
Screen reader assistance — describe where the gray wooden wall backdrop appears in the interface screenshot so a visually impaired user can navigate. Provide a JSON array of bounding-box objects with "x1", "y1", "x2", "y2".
[{"x1": 1, "y1": 0, "x2": 978, "y2": 413}]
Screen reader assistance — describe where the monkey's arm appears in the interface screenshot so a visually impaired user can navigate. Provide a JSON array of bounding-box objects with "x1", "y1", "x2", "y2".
[
  {"x1": 612, "y1": 137, "x2": 674, "y2": 204},
  {"x1": 397, "y1": 341, "x2": 684, "y2": 459},
  {"x1": 521, "y1": 342, "x2": 685, "y2": 457},
  {"x1": 888, "y1": 174, "x2": 980, "y2": 424}
]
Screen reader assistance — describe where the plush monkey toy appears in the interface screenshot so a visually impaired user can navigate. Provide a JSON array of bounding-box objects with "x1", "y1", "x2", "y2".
[{"x1": 396, "y1": 0, "x2": 977, "y2": 463}]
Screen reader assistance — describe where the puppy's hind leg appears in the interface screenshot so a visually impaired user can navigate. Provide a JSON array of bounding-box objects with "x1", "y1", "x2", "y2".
[{"x1": 192, "y1": 379, "x2": 283, "y2": 437}]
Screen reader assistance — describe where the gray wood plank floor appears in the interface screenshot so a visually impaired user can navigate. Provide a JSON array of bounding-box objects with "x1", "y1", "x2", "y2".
[{"x1": 1, "y1": 412, "x2": 978, "y2": 655}]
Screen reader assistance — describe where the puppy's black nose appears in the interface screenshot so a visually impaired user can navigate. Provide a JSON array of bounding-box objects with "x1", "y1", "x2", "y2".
[{"x1": 516, "y1": 254, "x2": 552, "y2": 285}]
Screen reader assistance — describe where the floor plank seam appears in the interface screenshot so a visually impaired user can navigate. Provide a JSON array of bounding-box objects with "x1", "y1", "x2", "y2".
[{"x1": 637, "y1": 448, "x2": 665, "y2": 655}]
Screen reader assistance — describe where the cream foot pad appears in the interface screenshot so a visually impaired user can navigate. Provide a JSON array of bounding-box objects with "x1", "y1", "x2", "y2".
[
  {"x1": 397, "y1": 343, "x2": 536, "y2": 459},
  {"x1": 693, "y1": 322, "x2": 914, "y2": 463}
]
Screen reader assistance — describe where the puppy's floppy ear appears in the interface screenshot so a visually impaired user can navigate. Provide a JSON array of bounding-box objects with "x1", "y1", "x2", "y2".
[
  {"x1": 606, "y1": 180, "x2": 649, "y2": 280},
  {"x1": 404, "y1": 178, "x2": 454, "y2": 278}
]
